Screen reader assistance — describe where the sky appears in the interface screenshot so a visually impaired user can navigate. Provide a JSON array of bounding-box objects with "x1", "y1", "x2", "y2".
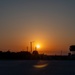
[{"x1": 0, "y1": 0, "x2": 75, "y2": 55}]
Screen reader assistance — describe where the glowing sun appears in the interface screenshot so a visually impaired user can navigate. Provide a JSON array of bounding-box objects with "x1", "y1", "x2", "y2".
[{"x1": 36, "y1": 44, "x2": 40, "y2": 49}]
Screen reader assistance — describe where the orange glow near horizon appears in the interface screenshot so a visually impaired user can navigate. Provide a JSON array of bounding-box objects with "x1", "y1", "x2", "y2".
[{"x1": 0, "y1": 37, "x2": 69, "y2": 55}]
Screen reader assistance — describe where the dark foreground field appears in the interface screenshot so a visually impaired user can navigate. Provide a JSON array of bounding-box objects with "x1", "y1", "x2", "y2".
[{"x1": 0, "y1": 60, "x2": 75, "y2": 75}]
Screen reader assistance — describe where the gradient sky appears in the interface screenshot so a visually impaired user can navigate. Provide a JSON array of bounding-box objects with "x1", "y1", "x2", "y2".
[{"x1": 0, "y1": 0, "x2": 75, "y2": 55}]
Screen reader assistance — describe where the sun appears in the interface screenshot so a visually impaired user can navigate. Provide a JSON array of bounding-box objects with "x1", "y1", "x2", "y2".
[{"x1": 36, "y1": 44, "x2": 40, "y2": 49}]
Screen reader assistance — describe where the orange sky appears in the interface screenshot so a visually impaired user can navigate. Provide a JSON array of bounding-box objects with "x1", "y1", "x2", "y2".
[{"x1": 0, "y1": 0, "x2": 75, "y2": 55}]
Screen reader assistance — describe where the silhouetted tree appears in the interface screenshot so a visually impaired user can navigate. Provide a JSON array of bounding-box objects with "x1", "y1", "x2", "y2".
[{"x1": 70, "y1": 45, "x2": 75, "y2": 51}]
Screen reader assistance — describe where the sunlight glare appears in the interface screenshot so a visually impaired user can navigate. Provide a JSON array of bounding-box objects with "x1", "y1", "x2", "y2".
[{"x1": 33, "y1": 60, "x2": 48, "y2": 68}]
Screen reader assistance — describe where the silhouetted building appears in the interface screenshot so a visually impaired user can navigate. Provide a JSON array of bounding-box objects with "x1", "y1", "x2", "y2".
[{"x1": 32, "y1": 50, "x2": 39, "y2": 55}]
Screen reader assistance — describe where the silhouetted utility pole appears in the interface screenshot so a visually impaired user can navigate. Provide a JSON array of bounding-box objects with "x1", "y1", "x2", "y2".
[
  {"x1": 30, "y1": 41, "x2": 35, "y2": 53},
  {"x1": 26, "y1": 46, "x2": 28, "y2": 52},
  {"x1": 35, "y1": 47, "x2": 37, "y2": 51},
  {"x1": 61, "y1": 50, "x2": 62, "y2": 56},
  {"x1": 30, "y1": 42, "x2": 32, "y2": 53}
]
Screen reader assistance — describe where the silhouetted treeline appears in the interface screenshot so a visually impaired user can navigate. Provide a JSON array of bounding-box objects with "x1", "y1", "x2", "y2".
[
  {"x1": 0, "y1": 50, "x2": 75, "y2": 60},
  {"x1": 0, "y1": 50, "x2": 46, "y2": 60},
  {"x1": 0, "y1": 51, "x2": 32, "y2": 60}
]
